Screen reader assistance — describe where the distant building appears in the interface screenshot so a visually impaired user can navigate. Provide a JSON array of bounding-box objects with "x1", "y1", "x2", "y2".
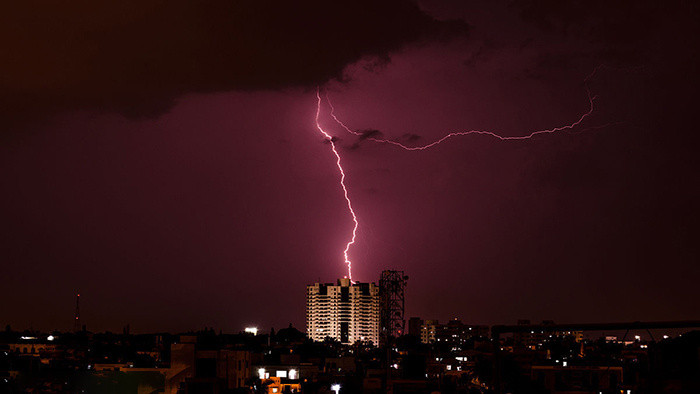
[
  {"x1": 254, "y1": 365, "x2": 302, "y2": 393},
  {"x1": 530, "y1": 365, "x2": 623, "y2": 394},
  {"x1": 306, "y1": 278, "x2": 380, "y2": 345},
  {"x1": 436, "y1": 319, "x2": 481, "y2": 349},
  {"x1": 412, "y1": 319, "x2": 488, "y2": 345},
  {"x1": 259, "y1": 376, "x2": 300, "y2": 394},
  {"x1": 168, "y1": 335, "x2": 252, "y2": 393},
  {"x1": 408, "y1": 317, "x2": 423, "y2": 337},
  {"x1": 514, "y1": 320, "x2": 583, "y2": 349},
  {"x1": 421, "y1": 320, "x2": 439, "y2": 344},
  {"x1": 8, "y1": 342, "x2": 57, "y2": 356}
]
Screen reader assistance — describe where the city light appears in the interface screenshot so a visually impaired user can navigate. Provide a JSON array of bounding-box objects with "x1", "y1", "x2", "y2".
[{"x1": 0, "y1": 2, "x2": 696, "y2": 393}]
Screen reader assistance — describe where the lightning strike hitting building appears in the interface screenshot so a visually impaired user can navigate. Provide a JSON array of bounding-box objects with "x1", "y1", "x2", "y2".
[
  {"x1": 315, "y1": 89, "x2": 359, "y2": 282},
  {"x1": 314, "y1": 74, "x2": 616, "y2": 281}
]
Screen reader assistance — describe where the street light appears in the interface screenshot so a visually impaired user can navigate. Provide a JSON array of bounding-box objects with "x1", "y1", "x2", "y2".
[{"x1": 331, "y1": 383, "x2": 341, "y2": 393}]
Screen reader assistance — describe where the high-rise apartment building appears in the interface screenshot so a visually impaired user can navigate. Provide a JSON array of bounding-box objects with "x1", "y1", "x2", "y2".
[{"x1": 306, "y1": 278, "x2": 380, "y2": 345}]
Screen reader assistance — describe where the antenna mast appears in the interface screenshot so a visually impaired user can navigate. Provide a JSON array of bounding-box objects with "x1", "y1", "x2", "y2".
[{"x1": 73, "y1": 292, "x2": 81, "y2": 332}]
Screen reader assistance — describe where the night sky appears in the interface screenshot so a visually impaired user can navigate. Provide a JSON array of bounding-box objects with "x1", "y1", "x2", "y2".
[{"x1": 2, "y1": 1, "x2": 698, "y2": 333}]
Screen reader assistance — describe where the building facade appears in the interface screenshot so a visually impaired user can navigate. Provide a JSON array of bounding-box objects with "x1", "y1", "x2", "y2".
[
  {"x1": 409, "y1": 318, "x2": 489, "y2": 346},
  {"x1": 421, "y1": 320, "x2": 439, "y2": 344},
  {"x1": 514, "y1": 319, "x2": 583, "y2": 349},
  {"x1": 306, "y1": 278, "x2": 380, "y2": 345}
]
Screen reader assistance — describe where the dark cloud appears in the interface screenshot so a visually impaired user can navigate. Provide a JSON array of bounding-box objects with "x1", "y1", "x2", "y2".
[
  {"x1": 344, "y1": 129, "x2": 384, "y2": 150},
  {"x1": 516, "y1": 0, "x2": 657, "y2": 45},
  {"x1": 1, "y1": 0, "x2": 467, "y2": 128},
  {"x1": 401, "y1": 133, "x2": 422, "y2": 142},
  {"x1": 513, "y1": 0, "x2": 698, "y2": 65},
  {"x1": 358, "y1": 129, "x2": 384, "y2": 140}
]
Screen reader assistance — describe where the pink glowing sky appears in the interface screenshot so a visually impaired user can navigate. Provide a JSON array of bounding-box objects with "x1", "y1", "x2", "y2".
[{"x1": 1, "y1": 1, "x2": 698, "y2": 332}]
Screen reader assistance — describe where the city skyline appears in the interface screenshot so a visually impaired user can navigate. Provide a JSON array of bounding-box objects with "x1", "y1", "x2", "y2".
[{"x1": 2, "y1": 1, "x2": 699, "y2": 333}]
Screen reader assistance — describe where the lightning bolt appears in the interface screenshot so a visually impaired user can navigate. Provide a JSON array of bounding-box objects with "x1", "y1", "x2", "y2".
[
  {"x1": 326, "y1": 89, "x2": 599, "y2": 150},
  {"x1": 315, "y1": 88, "x2": 358, "y2": 282},
  {"x1": 316, "y1": 71, "x2": 620, "y2": 281}
]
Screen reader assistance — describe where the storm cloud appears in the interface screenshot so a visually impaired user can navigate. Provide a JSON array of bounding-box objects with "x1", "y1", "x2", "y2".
[{"x1": 1, "y1": 0, "x2": 467, "y2": 128}]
